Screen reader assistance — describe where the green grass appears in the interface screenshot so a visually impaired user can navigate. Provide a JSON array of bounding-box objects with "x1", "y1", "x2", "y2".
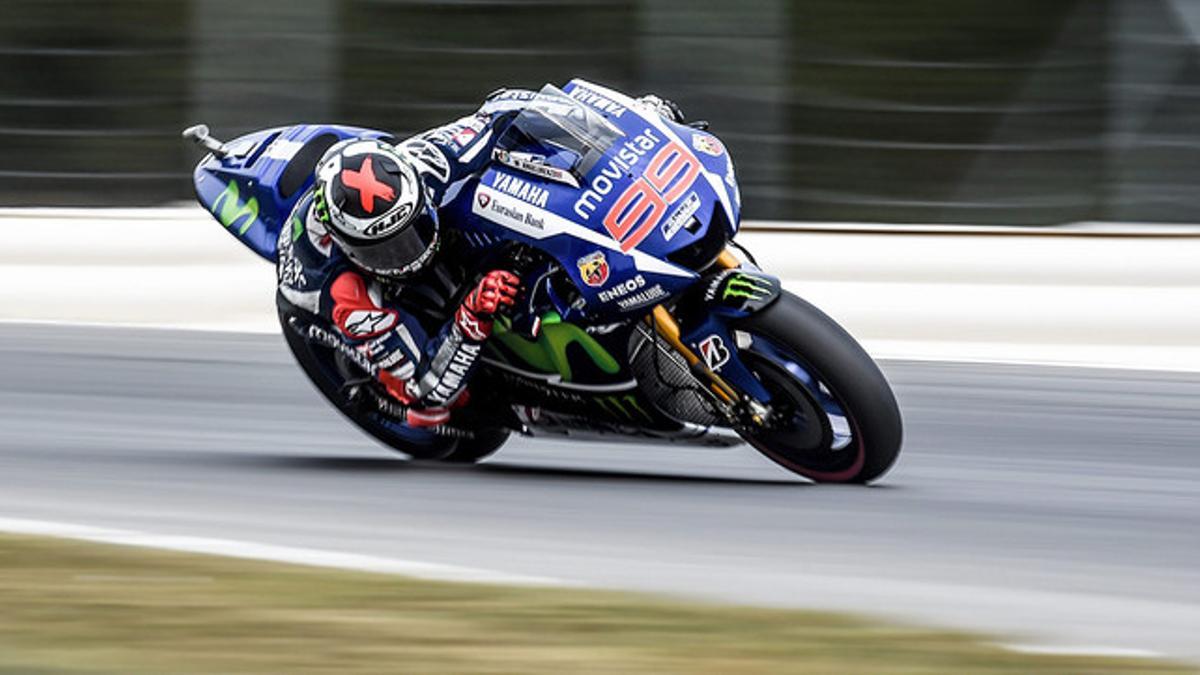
[{"x1": 0, "y1": 534, "x2": 1190, "y2": 674}]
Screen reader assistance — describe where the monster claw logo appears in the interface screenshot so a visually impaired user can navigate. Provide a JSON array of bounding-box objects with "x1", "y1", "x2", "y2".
[
  {"x1": 723, "y1": 274, "x2": 773, "y2": 302},
  {"x1": 595, "y1": 394, "x2": 654, "y2": 423},
  {"x1": 577, "y1": 250, "x2": 610, "y2": 288},
  {"x1": 312, "y1": 184, "x2": 332, "y2": 226}
]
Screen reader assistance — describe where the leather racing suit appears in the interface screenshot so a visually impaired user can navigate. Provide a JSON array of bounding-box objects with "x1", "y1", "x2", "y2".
[{"x1": 275, "y1": 88, "x2": 538, "y2": 428}]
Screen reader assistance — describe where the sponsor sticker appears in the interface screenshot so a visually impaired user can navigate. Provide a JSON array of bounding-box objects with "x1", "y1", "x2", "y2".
[
  {"x1": 362, "y1": 201, "x2": 414, "y2": 237},
  {"x1": 692, "y1": 133, "x2": 725, "y2": 157},
  {"x1": 489, "y1": 171, "x2": 550, "y2": 208},
  {"x1": 265, "y1": 139, "x2": 305, "y2": 162},
  {"x1": 724, "y1": 159, "x2": 740, "y2": 207},
  {"x1": 576, "y1": 133, "x2": 704, "y2": 253},
  {"x1": 703, "y1": 269, "x2": 737, "y2": 302},
  {"x1": 597, "y1": 274, "x2": 646, "y2": 303},
  {"x1": 577, "y1": 250, "x2": 610, "y2": 288},
  {"x1": 704, "y1": 271, "x2": 773, "y2": 304},
  {"x1": 596, "y1": 273, "x2": 668, "y2": 311},
  {"x1": 492, "y1": 149, "x2": 580, "y2": 188},
  {"x1": 661, "y1": 191, "x2": 701, "y2": 241},
  {"x1": 441, "y1": 115, "x2": 487, "y2": 149},
  {"x1": 472, "y1": 185, "x2": 547, "y2": 233},
  {"x1": 573, "y1": 127, "x2": 662, "y2": 221},
  {"x1": 615, "y1": 283, "x2": 667, "y2": 311},
  {"x1": 723, "y1": 274, "x2": 773, "y2": 302},
  {"x1": 697, "y1": 335, "x2": 731, "y2": 371},
  {"x1": 568, "y1": 85, "x2": 628, "y2": 118},
  {"x1": 453, "y1": 126, "x2": 478, "y2": 146}
]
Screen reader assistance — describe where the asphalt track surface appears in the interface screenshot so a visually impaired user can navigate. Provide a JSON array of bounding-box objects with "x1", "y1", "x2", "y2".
[{"x1": 1, "y1": 324, "x2": 1197, "y2": 661}]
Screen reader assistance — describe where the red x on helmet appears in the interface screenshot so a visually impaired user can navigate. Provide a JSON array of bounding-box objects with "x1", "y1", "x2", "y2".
[{"x1": 315, "y1": 139, "x2": 439, "y2": 278}]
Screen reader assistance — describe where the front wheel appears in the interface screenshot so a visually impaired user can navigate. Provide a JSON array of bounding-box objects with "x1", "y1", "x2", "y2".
[{"x1": 734, "y1": 292, "x2": 902, "y2": 483}]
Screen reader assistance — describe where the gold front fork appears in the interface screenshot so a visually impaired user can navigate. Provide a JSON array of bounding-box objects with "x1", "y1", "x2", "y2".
[
  {"x1": 714, "y1": 248, "x2": 740, "y2": 270},
  {"x1": 648, "y1": 246, "x2": 744, "y2": 406}
]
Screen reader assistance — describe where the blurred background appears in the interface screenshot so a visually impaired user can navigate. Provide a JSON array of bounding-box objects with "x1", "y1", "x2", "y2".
[
  {"x1": 2, "y1": 0, "x2": 1199, "y2": 223},
  {"x1": 2, "y1": 3, "x2": 1200, "y2": 670}
]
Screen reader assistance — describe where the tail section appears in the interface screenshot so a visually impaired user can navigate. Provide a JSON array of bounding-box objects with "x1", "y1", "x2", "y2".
[{"x1": 188, "y1": 124, "x2": 392, "y2": 261}]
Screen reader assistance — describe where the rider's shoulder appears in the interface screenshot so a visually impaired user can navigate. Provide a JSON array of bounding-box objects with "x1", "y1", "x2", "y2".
[
  {"x1": 280, "y1": 187, "x2": 341, "y2": 267},
  {"x1": 483, "y1": 87, "x2": 537, "y2": 104},
  {"x1": 478, "y1": 87, "x2": 537, "y2": 116}
]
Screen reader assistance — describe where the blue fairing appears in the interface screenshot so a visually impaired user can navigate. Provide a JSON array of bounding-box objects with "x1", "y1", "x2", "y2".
[
  {"x1": 192, "y1": 79, "x2": 743, "y2": 322},
  {"x1": 192, "y1": 124, "x2": 392, "y2": 262},
  {"x1": 442, "y1": 79, "x2": 743, "y2": 319}
]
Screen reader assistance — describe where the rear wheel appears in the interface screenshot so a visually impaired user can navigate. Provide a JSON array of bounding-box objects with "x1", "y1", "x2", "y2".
[
  {"x1": 438, "y1": 429, "x2": 510, "y2": 463},
  {"x1": 735, "y1": 292, "x2": 902, "y2": 483},
  {"x1": 279, "y1": 306, "x2": 510, "y2": 461}
]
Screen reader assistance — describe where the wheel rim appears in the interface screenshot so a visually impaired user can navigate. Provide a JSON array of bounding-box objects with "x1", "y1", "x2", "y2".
[{"x1": 741, "y1": 338, "x2": 865, "y2": 480}]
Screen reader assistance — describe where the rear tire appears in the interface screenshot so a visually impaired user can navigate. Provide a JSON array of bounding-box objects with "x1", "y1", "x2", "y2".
[
  {"x1": 736, "y1": 292, "x2": 902, "y2": 483},
  {"x1": 437, "y1": 429, "x2": 510, "y2": 463},
  {"x1": 280, "y1": 306, "x2": 504, "y2": 461}
]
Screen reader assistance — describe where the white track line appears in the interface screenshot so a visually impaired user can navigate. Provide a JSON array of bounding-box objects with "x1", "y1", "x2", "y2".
[
  {"x1": 997, "y1": 643, "x2": 1164, "y2": 659},
  {"x1": 0, "y1": 517, "x2": 568, "y2": 587}
]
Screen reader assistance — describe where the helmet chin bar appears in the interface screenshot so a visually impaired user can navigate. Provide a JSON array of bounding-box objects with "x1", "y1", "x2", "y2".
[
  {"x1": 381, "y1": 231, "x2": 441, "y2": 279},
  {"x1": 341, "y1": 214, "x2": 440, "y2": 280}
]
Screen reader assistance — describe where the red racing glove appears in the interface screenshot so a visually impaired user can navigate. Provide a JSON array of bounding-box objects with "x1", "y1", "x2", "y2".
[{"x1": 455, "y1": 270, "x2": 519, "y2": 341}]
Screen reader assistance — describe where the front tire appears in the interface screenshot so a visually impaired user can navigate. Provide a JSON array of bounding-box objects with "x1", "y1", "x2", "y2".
[{"x1": 735, "y1": 292, "x2": 902, "y2": 483}]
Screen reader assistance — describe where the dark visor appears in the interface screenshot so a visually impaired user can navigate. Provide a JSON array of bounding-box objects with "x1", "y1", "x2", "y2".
[{"x1": 341, "y1": 211, "x2": 439, "y2": 277}]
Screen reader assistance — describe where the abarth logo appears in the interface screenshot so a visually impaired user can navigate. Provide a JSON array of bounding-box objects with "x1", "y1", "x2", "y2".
[
  {"x1": 692, "y1": 133, "x2": 725, "y2": 157},
  {"x1": 577, "y1": 250, "x2": 610, "y2": 288}
]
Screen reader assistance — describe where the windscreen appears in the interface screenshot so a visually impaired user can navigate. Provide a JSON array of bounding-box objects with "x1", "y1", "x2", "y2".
[{"x1": 496, "y1": 84, "x2": 626, "y2": 178}]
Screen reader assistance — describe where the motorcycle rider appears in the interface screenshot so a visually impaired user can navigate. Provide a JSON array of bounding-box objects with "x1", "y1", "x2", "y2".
[{"x1": 276, "y1": 86, "x2": 683, "y2": 429}]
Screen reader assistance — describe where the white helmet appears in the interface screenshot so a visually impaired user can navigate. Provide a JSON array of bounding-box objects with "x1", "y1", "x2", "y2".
[{"x1": 314, "y1": 139, "x2": 439, "y2": 278}]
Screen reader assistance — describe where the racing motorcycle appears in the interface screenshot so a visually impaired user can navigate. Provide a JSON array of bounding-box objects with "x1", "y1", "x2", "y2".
[{"x1": 184, "y1": 79, "x2": 902, "y2": 483}]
